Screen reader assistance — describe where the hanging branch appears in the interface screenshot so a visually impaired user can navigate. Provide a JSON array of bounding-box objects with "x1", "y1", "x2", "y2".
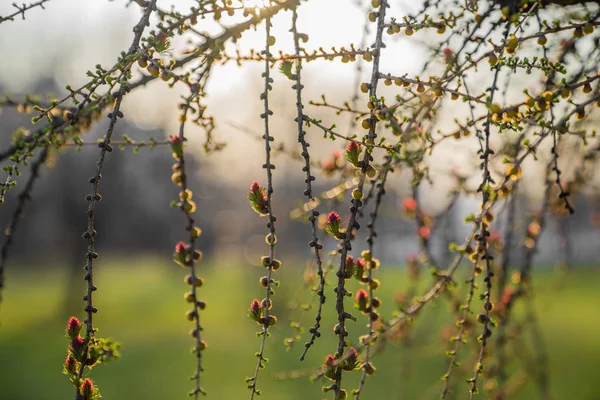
[
  {"x1": 354, "y1": 157, "x2": 390, "y2": 399},
  {"x1": 325, "y1": 1, "x2": 388, "y2": 398},
  {"x1": 440, "y1": 261, "x2": 478, "y2": 399},
  {"x1": 468, "y1": 20, "x2": 513, "y2": 399},
  {"x1": 171, "y1": 93, "x2": 207, "y2": 398},
  {"x1": 247, "y1": 14, "x2": 279, "y2": 399},
  {"x1": 493, "y1": 20, "x2": 575, "y2": 386},
  {"x1": 495, "y1": 161, "x2": 555, "y2": 399},
  {"x1": 313, "y1": 223, "x2": 479, "y2": 382},
  {"x1": 73, "y1": 2, "x2": 156, "y2": 398},
  {"x1": 286, "y1": 250, "x2": 338, "y2": 353},
  {"x1": 0, "y1": 147, "x2": 48, "y2": 304},
  {"x1": 550, "y1": 110, "x2": 575, "y2": 215},
  {"x1": 495, "y1": 174, "x2": 520, "y2": 395},
  {"x1": 289, "y1": 5, "x2": 327, "y2": 362}
]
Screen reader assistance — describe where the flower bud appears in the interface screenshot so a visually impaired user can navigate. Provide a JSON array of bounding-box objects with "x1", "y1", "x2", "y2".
[
  {"x1": 169, "y1": 135, "x2": 184, "y2": 160},
  {"x1": 248, "y1": 181, "x2": 269, "y2": 216},
  {"x1": 66, "y1": 316, "x2": 82, "y2": 339},
  {"x1": 64, "y1": 354, "x2": 78, "y2": 375},
  {"x1": 355, "y1": 289, "x2": 369, "y2": 312},
  {"x1": 344, "y1": 142, "x2": 361, "y2": 167},
  {"x1": 248, "y1": 299, "x2": 262, "y2": 323},
  {"x1": 325, "y1": 211, "x2": 342, "y2": 238},
  {"x1": 343, "y1": 347, "x2": 360, "y2": 371},
  {"x1": 80, "y1": 378, "x2": 96, "y2": 400}
]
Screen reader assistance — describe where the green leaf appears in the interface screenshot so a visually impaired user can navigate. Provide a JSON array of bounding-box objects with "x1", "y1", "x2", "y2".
[{"x1": 279, "y1": 61, "x2": 294, "y2": 80}]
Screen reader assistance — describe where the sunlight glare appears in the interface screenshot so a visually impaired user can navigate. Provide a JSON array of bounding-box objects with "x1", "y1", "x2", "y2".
[{"x1": 242, "y1": 0, "x2": 270, "y2": 8}]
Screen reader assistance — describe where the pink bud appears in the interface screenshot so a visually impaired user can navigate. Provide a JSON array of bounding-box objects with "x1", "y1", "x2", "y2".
[
  {"x1": 250, "y1": 181, "x2": 262, "y2": 193},
  {"x1": 355, "y1": 288, "x2": 369, "y2": 302},
  {"x1": 347, "y1": 347, "x2": 358, "y2": 361},
  {"x1": 249, "y1": 299, "x2": 261, "y2": 314},
  {"x1": 70, "y1": 336, "x2": 85, "y2": 355},
  {"x1": 81, "y1": 378, "x2": 95, "y2": 399},
  {"x1": 443, "y1": 47, "x2": 455, "y2": 64},
  {"x1": 324, "y1": 354, "x2": 336, "y2": 367},
  {"x1": 355, "y1": 258, "x2": 366, "y2": 269},
  {"x1": 402, "y1": 198, "x2": 417, "y2": 211},
  {"x1": 248, "y1": 182, "x2": 268, "y2": 216},
  {"x1": 174, "y1": 241, "x2": 189, "y2": 253},
  {"x1": 347, "y1": 141, "x2": 360, "y2": 153},
  {"x1": 170, "y1": 135, "x2": 183, "y2": 144},
  {"x1": 66, "y1": 316, "x2": 81, "y2": 338},
  {"x1": 327, "y1": 211, "x2": 340, "y2": 225},
  {"x1": 169, "y1": 135, "x2": 184, "y2": 160},
  {"x1": 64, "y1": 354, "x2": 77, "y2": 375}
]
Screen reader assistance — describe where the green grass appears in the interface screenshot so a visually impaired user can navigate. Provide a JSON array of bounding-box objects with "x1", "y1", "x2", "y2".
[{"x1": 1, "y1": 257, "x2": 599, "y2": 399}]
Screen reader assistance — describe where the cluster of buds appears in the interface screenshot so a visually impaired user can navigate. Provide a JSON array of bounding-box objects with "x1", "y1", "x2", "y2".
[
  {"x1": 169, "y1": 134, "x2": 184, "y2": 160},
  {"x1": 79, "y1": 379, "x2": 100, "y2": 400},
  {"x1": 344, "y1": 141, "x2": 361, "y2": 167},
  {"x1": 168, "y1": 128, "x2": 207, "y2": 390},
  {"x1": 353, "y1": 251, "x2": 382, "y2": 319},
  {"x1": 65, "y1": 317, "x2": 104, "y2": 368},
  {"x1": 63, "y1": 317, "x2": 101, "y2": 400},
  {"x1": 343, "y1": 141, "x2": 377, "y2": 179},
  {"x1": 246, "y1": 256, "x2": 281, "y2": 327},
  {"x1": 350, "y1": 252, "x2": 381, "y2": 288},
  {"x1": 173, "y1": 240, "x2": 202, "y2": 268},
  {"x1": 504, "y1": 34, "x2": 519, "y2": 54},
  {"x1": 442, "y1": 47, "x2": 455, "y2": 66},
  {"x1": 505, "y1": 163, "x2": 522, "y2": 181},
  {"x1": 354, "y1": 289, "x2": 370, "y2": 313},
  {"x1": 322, "y1": 347, "x2": 362, "y2": 395},
  {"x1": 248, "y1": 181, "x2": 269, "y2": 216},
  {"x1": 247, "y1": 298, "x2": 277, "y2": 327},
  {"x1": 325, "y1": 211, "x2": 345, "y2": 239},
  {"x1": 170, "y1": 188, "x2": 197, "y2": 213},
  {"x1": 137, "y1": 52, "x2": 180, "y2": 85},
  {"x1": 342, "y1": 255, "x2": 366, "y2": 280},
  {"x1": 519, "y1": 88, "x2": 576, "y2": 123},
  {"x1": 170, "y1": 135, "x2": 186, "y2": 186}
]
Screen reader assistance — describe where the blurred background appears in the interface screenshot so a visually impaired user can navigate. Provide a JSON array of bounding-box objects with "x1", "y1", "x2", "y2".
[{"x1": 0, "y1": 0, "x2": 599, "y2": 399}]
